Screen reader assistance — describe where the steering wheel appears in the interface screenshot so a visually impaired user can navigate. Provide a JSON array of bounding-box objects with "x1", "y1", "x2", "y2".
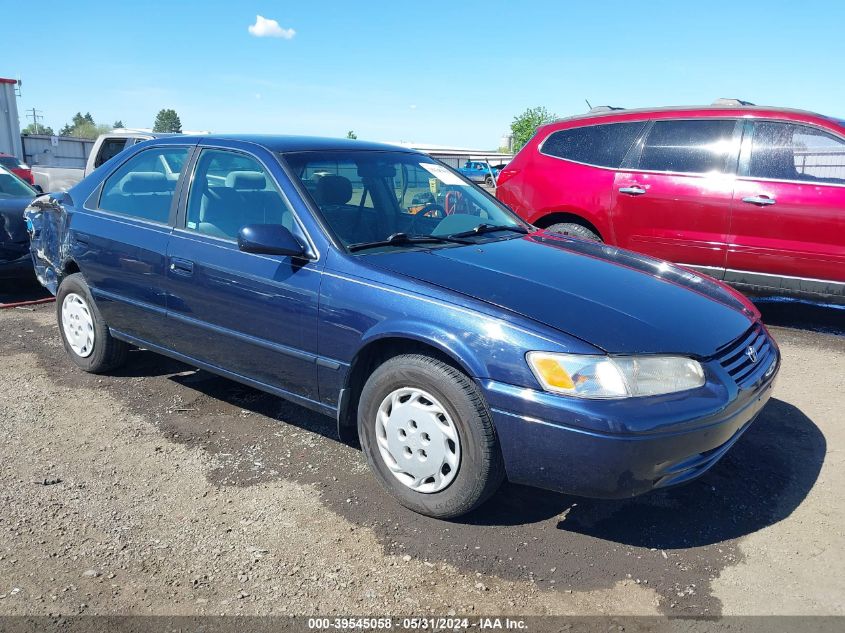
[
  {"x1": 444, "y1": 190, "x2": 463, "y2": 215},
  {"x1": 408, "y1": 203, "x2": 446, "y2": 232}
]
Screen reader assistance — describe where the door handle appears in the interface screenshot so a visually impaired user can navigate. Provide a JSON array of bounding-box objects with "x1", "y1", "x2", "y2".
[
  {"x1": 742, "y1": 195, "x2": 776, "y2": 206},
  {"x1": 619, "y1": 185, "x2": 647, "y2": 196},
  {"x1": 169, "y1": 258, "x2": 194, "y2": 276}
]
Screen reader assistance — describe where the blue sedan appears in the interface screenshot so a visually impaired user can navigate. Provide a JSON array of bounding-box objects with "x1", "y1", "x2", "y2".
[{"x1": 24, "y1": 135, "x2": 779, "y2": 518}]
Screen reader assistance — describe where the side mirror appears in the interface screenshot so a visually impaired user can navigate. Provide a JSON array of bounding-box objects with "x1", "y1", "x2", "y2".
[{"x1": 237, "y1": 224, "x2": 307, "y2": 257}]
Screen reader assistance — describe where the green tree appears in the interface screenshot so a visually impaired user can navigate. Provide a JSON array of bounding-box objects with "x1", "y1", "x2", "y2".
[
  {"x1": 153, "y1": 109, "x2": 182, "y2": 133},
  {"x1": 346, "y1": 130, "x2": 357, "y2": 139},
  {"x1": 510, "y1": 106, "x2": 556, "y2": 152},
  {"x1": 22, "y1": 122, "x2": 55, "y2": 136},
  {"x1": 56, "y1": 111, "x2": 110, "y2": 138},
  {"x1": 113, "y1": 120, "x2": 125, "y2": 129},
  {"x1": 59, "y1": 112, "x2": 98, "y2": 136},
  {"x1": 67, "y1": 122, "x2": 111, "y2": 139}
]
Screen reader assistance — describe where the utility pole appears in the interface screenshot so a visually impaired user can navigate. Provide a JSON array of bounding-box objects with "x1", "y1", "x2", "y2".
[{"x1": 26, "y1": 108, "x2": 44, "y2": 134}]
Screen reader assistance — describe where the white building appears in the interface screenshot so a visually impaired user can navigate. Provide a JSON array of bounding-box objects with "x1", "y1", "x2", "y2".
[{"x1": 389, "y1": 141, "x2": 513, "y2": 168}]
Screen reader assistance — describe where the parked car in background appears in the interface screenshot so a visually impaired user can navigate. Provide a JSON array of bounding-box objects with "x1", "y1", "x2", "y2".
[
  {"x1": 84, "y1": 130, "x2": 184, "y2": 177},
  {"x1": 31, "y1": 131, "x2": 178, "y2": 193},
  {"x1": 0, "y1": 165, "x2": 37, "y2": 280},
  {"x1": 0, "y1": 152, "x2": 34, "y2": 185},
  {"x1": 458, "y1": 160, "x2": 499, "y2": 186},
  {"x1": 25, "y1": 135, "x2": 778, "y2": 518},
  {"x1": 497, "y1": 102, "x2": 845, "y2": 305}
]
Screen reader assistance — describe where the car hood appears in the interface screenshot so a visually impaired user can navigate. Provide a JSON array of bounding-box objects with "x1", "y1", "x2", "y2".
[
  {"x1": 363, "y1": 232, "x2": 756, "y2": 356},
  {"x1": 0, "y1": 196, "x2": 33, "y2": 245}
]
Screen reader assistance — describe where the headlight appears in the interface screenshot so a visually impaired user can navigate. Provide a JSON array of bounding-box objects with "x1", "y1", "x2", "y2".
[{"x1": 526, "y1": 352, "x2": 705, "y2": 399}]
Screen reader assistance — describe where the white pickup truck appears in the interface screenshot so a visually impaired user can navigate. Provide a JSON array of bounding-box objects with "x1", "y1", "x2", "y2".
[{"x1": 32, "y1": 131, "x2": 175, "y2": 192}]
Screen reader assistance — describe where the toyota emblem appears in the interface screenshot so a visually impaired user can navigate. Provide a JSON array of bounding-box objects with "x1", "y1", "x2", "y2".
[{"x1": 746, "y1": 346, "x2": 758, "y2": 363}]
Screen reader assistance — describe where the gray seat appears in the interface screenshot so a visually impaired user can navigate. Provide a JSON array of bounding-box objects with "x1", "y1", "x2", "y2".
[
  {"x1": 315, "y1": 175, "x2": 353, "y2": 208},
  {"x1": 226, "y1": 171, "x2": 266, "y2": 190},
  {"x1": 197, "y1": 187, "x2": 248, "y2": 239},
  {"x1": 226, "y1": 170, "x2": 293, "y2": 231},
  {"x1": 313, "y1": 175, "x2": 378, "y2": 244},
  {"x1": 100, "y1": 171, "x2": 175, "y2": 222},
  {"x1": 196, "y1": 172, "x2": 295, "y2": 239}
]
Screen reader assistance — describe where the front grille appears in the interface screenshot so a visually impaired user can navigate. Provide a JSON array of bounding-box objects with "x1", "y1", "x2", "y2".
[{"x1": 716, "y1": 323, "x2": 776, "y2": 389}]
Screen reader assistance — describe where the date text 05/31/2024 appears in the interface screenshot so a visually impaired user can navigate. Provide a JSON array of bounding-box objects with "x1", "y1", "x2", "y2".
[{"x1": 307, "y1": 617, "x2": 528, "y2": 630}]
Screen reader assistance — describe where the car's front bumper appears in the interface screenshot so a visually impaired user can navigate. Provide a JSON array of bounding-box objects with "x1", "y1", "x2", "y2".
[{"x1": 483, "y1": 353, "x2": 779, "y2": 498}]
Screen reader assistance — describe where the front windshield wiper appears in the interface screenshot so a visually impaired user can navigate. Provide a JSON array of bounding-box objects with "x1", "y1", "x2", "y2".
[
  {"x1": 447, "y1": 223, "x2": 530, "y2": 239},
  {"x1": 347, "y1": 232, "x2": 470, "y2": 253}
]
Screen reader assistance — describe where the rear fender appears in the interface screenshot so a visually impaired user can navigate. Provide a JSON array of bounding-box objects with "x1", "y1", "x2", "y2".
[{"x1": 23, "y1": 193, "x2": 73, "y2": 294}]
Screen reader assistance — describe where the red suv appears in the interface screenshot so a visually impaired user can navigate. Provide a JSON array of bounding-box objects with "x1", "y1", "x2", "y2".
[{"x1": 497, "y1": 103, "x2": 845, "y2": 305}]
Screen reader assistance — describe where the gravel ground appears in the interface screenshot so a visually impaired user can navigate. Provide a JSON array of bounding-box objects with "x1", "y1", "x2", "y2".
[{"x1": 0, "y1": 289, "x2": 842, "y2": 617}]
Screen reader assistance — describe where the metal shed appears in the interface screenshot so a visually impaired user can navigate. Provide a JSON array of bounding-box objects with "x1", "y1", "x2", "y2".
[{"x1": 0, "y1": 78, "x2": 23, "y2": 160}]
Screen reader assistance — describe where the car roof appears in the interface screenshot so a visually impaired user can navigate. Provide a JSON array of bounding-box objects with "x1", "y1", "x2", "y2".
[
  {"x1": 147, "y1": 134, "x2": 418, "y2": 154},
  {"x1": 543, "y1": 104, "x2": 844, "y2": 129}
]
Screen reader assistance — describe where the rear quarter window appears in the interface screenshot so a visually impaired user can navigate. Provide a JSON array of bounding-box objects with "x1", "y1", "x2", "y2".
[
  {"x1": 97, "y1": 147, "x2": 188, "y2": 223},
  {"x1": 540, "y1": 121, "x2": 646, "y2": 168}
]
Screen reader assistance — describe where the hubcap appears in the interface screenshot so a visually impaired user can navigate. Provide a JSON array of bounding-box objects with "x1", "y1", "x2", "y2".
[
  {"x1": 374, "y1": 387, "x2": 461, "y2": 494},
  {"x1": 61, "y1": 293, "x2": 95, "y2": 358}
]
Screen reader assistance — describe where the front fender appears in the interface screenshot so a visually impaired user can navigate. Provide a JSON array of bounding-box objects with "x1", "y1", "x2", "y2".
[
  {"x1": 357, "y1": 318, "x2": 487, "y2": 378},
  {"x1": 23, "y1": 193, "x2": 73, "y2": 294}
]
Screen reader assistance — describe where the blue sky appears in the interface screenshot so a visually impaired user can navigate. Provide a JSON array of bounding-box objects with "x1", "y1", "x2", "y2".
[{"x1": 4, "y1": 0, "x2": 845, "y2": 148}]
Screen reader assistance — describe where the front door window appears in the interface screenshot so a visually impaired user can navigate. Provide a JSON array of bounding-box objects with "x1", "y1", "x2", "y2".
[
  {"x1": 748, "y1": 122, "x2": 845, "y2": 185},
  {"x1": 185, "y1": 149, "x2": 295, "y2": 240}
]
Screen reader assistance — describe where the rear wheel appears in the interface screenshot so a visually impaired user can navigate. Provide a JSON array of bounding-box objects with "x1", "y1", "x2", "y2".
[
  {"x1": 546, "y1": 222, "x2": 601, "y2": 241},
  {"x1": 56, "y1": 273, "x2": 128, "y2": 373},
  {"x1": 357, "y1": 354, "x2": 504, "y2": 518}
]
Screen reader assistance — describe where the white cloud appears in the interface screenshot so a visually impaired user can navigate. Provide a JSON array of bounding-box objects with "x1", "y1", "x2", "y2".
[{"x1": 248, "y1": 15, "x2": 296, "y2": 39}]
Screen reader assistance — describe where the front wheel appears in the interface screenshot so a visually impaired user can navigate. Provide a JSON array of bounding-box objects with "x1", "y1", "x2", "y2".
[
  {"x1": 546, "y1": 222, "x2": 601, "y2": 241},
  {"x1": 357, "y1": 354, "x2": 505, "y2": 518},
  {"x1": 56, "y1": 273, "x2": 128, "y2": 373}
]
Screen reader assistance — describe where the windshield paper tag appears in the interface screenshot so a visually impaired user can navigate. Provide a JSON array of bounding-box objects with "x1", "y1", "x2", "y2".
[{"x1": 419, "y1": 163, "x2": 468, "y2": 186}]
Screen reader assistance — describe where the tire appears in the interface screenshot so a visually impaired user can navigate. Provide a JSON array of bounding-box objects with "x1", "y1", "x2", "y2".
[
  {"x1": 357, "y1": 354, "x2": 505, "y2": 519},
  {"x1": 546, "y1": 222, "x2": 601, "y2": 241},
  {"x1": 56, "y1": 273, "x2": 128, "y2": 373},
  {"x1": 484, "y1": 175, "x2": 494, "y2": 187}
]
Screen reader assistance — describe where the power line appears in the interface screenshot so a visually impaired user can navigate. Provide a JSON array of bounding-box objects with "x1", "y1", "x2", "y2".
[{"x1": 26, "y1": 108, "x2": 44, "y2": 134}]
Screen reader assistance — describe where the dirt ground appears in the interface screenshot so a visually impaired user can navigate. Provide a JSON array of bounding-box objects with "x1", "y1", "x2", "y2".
[{"x1": 0, "y1": 289, "x2": 843, "y2": 617}]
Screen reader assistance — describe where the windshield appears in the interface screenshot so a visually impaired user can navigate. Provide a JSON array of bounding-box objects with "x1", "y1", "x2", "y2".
[
  {"x1": 282, "y1": 150, "x2": 526, "y2": 251},
  {"x1": 0, "y1": 166, "x2": 36, "y2": 198},
  {"x1": 0, "y1": 156, "x2": 23, "y2": 169}
]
